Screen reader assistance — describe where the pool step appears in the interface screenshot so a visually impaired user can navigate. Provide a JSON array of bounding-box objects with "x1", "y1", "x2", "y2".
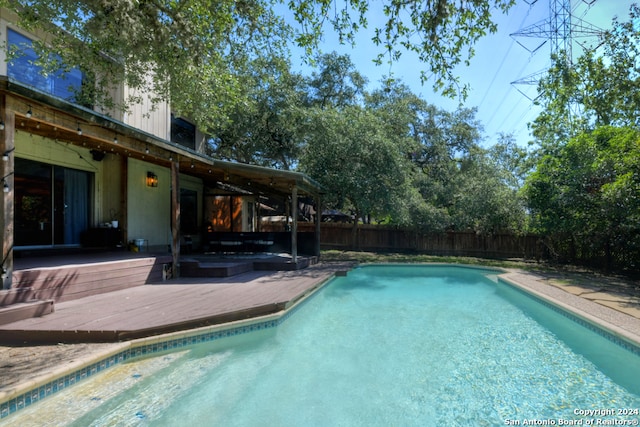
[
  {"x1": 180, "y1": 260, "x2": 254, "y2": 278},
  {"x1": 181, "y1": 256, "x2": 318, "y2": 278},
  {"x1": 0, "y1": 299, "x2": 55, "y2": 325}
]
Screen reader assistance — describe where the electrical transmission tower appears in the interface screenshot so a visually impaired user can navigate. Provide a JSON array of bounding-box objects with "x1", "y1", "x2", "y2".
[{"x1": 510, "y1": 0, "x2": 603, "y2": 99}]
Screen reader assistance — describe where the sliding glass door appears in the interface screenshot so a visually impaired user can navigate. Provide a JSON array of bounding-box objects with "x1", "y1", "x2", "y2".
[{"x1": 14, "y1": 158, "x2": 91, "y2": 248}]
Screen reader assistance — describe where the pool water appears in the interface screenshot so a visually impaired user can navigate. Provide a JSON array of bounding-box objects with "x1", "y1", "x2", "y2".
[{"x1": 10, "y1": 265, "x2": 640, "y2": 426}]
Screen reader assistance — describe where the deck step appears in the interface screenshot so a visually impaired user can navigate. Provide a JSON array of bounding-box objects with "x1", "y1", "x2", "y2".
[
  {"x1": 0, "y1": 300, "x2": 55, "y2": 325},
  {"x1": 0, "y1": 287, "x2": 34, "y2": 306},
  {"x1": 11, "y1": 256, "x2": 173, "y2": 303},
  {"x1": 253, "y1": 256, "x2": 314, "y2": 271},
  {"x1": 181, "y1": 260, "x2": 254, "y2": 278}
]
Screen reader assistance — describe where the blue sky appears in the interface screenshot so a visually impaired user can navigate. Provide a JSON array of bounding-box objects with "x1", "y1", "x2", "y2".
[{"x1": 289, "y1": 0, "x2": 635, "y2": 147}]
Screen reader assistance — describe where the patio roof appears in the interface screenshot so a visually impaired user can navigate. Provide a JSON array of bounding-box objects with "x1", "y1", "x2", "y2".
[{"x1": 0, "y1": 77, "x2": 323, "y2": 197}]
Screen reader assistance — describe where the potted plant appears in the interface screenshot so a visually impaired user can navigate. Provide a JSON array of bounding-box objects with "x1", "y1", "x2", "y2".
[{"x1": 110, "y1": 208, "x2": 120, "y2": 229}]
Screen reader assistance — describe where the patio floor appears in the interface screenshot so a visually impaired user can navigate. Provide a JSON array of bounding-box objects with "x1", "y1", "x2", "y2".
[{"x1": 0, "y1": 259, "x2": 350, "y2": 344}]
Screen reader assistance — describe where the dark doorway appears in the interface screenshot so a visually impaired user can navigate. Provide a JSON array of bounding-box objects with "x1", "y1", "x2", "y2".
[{"x1": 14, "y1": 158, "x2": 91, "y2": 247}]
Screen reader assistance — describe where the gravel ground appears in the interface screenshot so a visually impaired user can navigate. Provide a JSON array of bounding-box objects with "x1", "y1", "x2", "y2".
[{"x1": 0, "y1": 343, "x2": 118, "y2": 391}]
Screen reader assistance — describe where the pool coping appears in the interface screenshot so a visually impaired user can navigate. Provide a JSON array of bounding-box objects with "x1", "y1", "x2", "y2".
[
  {"x1": 498, "y1": 270, "x2": 640, "y2": 354},
  {"x1": 1, "y1": 264, "x2": 639, "y2": 420}
]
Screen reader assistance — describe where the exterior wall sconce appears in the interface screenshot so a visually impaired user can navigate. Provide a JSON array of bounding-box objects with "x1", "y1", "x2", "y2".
[
  {"x1": 2, "y1": 147, "x2": 14, "y2": 161},
  {"x1": 1, "y1": 172, "x2": 14, "y2": 193},
  {"x1": 146, "y1": 172, "x2": 158, "y2": 187}
]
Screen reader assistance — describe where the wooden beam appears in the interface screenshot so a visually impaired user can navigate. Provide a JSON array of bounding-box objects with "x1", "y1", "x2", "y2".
[
  {"x1": 0, "y1": 99, "x2": 14, "y2": 289},
  {"x1": 120, "y1": 155, "x2": 128, "y2": 245},
  {"x1": 291, "y1": 185, "x2": 298, "y2": 263},
  {"x1": 171, "y1": 160, "x2": 180, "y2": 277},
  {"x1": 315, "y1": 193, "x2": 322, "y2": 258}
]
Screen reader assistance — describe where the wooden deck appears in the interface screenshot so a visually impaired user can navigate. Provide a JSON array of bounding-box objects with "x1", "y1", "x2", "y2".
[{"x1": 0, "y1": 261, "x2": 350, "y2": 344}]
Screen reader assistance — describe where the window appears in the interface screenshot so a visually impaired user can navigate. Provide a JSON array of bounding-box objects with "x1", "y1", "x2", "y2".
[
  {"x1": 7, "y1": 29, "x2": 85, "y2": 103},
  {"x1": 171, "y1": 115, "x2": 196, "y2": 149},
  {"x1": 14, "y1": 158, "x2": 92, "y2": 247}
]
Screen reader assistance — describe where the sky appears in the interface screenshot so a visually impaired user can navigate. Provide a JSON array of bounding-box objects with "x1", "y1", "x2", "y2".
[{"x1": 288, "y1": 0, "x2": 635, "y2": 147}]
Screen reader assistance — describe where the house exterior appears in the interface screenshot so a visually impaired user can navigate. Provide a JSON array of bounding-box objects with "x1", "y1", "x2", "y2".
[{"x1": 0, "y1": 9, "x2": 323, "y2": 290}]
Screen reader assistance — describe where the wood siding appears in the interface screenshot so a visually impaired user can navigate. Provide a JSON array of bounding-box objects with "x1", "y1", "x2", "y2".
[{"x1": 123, "y1": 85, "x2": 170, "y2": 139}]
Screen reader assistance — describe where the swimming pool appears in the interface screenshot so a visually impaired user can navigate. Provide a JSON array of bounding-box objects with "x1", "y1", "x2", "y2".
[{"x1": 7, "y1": 265, "x2": 640, "y2": 426}]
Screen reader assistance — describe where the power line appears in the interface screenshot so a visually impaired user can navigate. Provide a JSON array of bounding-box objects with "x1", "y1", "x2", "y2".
[
  {"x1": 484, "y1": 56, "x2": 536, "y2": 130},
  {"x1": 477, "y1": 5, "x2": 535, "y2": 111}
]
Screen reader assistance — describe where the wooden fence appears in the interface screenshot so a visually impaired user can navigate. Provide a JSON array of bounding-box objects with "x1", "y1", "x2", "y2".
[{"x1": 296, "y1": 223, "x2": 546, "y2": 260}]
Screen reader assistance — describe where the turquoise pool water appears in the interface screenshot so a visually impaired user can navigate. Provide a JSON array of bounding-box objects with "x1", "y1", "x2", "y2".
[{"x1": 10, "y1": 265, "x2": 640, "y2": 426}]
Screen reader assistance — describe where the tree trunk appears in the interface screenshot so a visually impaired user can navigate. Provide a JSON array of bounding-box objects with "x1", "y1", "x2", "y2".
[{"x1": 351, "y1": 209, "x2": 360, "y2": 250}]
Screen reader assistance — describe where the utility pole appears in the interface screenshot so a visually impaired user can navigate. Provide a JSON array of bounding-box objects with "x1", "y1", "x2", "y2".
[{"x1": 510, "y1": 0, "x2": 602, "y2": 99}]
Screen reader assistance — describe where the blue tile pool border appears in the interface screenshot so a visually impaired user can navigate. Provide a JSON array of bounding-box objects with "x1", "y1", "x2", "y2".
[
  {"x1": 498, "y1": 276, "x2": 640, "y2": 358},
  {"x1": 3, "y1": 265, "x2": 639, "y2": 420}
]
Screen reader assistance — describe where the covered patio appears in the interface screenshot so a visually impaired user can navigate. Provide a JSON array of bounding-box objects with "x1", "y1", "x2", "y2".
[{"x1": 0, "y1": 78, "x2": 324, "y2": 292}]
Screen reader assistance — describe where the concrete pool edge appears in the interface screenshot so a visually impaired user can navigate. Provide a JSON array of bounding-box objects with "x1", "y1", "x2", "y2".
[{"x1": 499, "y1": 271, "x2": 640, "y2": 351}]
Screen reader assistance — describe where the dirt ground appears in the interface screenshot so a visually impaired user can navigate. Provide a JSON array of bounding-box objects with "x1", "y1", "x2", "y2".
[{"x1": 0, "y1": 343, "x2": 119, "y2": 391}]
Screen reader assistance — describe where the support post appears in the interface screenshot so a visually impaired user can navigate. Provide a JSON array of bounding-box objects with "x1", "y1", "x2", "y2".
[
  {"x1": 291, "y1": 185, "x2": 298, "y2": 263},
  {"x1": 171, "y1": 160, "x2": 180, "y2": 277},
  {"x1": 119, "y1": 155, "x2": 128, "y2": 245},
  {"x1": 0, "y1": 101, "x2": 13, "y2": 290},
  {"x1": 315, "y1": 193, "x2": 322, "y2": 258}
]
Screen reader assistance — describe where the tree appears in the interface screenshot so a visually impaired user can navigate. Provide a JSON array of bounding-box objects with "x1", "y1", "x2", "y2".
[
  {"x1": 306, "y1": 52, "x2": 368, "y2": 109},
  {"x1": 523, "y1": 126, "x2": 640, "y2": 271},
  {"x1": 408, "y1": 104, "x2": 481, "y2": 230},
  {"x1": 447, "y1": 146, "x2": 526, "y2": 233},
  {"x1": 4, "y1": 0, "x2": 291, "y2": 129},
  {"x1": 487, "y1": 132, "x2": 532, "y2": 190},
  {"x1": 299, "y1": 105, "x2": 415, "y2": 228},
  {"x1": 207, "y1": 57, "x2": 308, "y2": 169},
  {"x1": 2, "y1": 0, "x2": 515, "y2": 132}
]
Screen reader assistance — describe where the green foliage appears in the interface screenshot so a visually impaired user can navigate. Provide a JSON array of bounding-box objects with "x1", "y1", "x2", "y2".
[
  {"x1": 2, "y1": 0, "x2": 516, "y2": 127},
  {"x1": 307, "y1": 52, "x2": 368, "y2": 109},
  {"x1": 296, "y1": 73, "x2": 527, "y2": 234},
  {"x1": 3, "y1": 0, "x2": 291, "y2": 129},
  {"x1": 487, "y1": 133, "x2": 532, "y2": 190},
  {"x1": 448, "y1": 147, "x2": 527, "y2": 233},
  {"x1": 523, "y1": 126, "x2": 640, "y2": 270},
  {"x1": 207, "y1": 57, "x2": 307, "y2": 169},
  {"x1": 299, "y1": 105, "x2": 415, "y2": 224}
]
